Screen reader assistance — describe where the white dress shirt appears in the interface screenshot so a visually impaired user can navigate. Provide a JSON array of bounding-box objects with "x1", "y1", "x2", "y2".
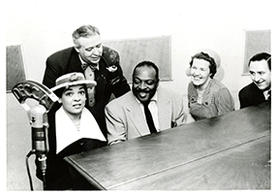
[
  {"x1": 136, "y1": 92, "x2": 160, "y2": 131},
  {"x1": 263, "y1": 89, "x2": 271, "y2": 100}
]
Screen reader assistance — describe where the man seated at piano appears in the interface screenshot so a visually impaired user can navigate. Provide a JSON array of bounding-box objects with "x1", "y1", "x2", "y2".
[
  {"x1": 239, "y1": 52, "x2": 271, "y2": 108},
  {"x1": 105, "y1": 61, "x2": 188, "y2": 145}
]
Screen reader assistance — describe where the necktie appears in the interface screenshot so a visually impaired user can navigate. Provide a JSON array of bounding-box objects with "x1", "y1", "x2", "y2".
[
  {"x1": 84, "y1": 66, "x2": 97, "y2": 107},
  {"x1": 142, "y1": 101, "x2": 157, "y2": 134}
]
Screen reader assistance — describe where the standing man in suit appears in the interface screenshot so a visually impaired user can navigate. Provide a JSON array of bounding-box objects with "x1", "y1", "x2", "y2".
[
  {"x1": 43, "y1": 25, "x2": 130, "y2": 136},
  {"x1": 239, "y1": 52, "x2": 271, "y2": 108},
  {"x1": 105, "y1": 61, "x2": 187, "y2": 145}
]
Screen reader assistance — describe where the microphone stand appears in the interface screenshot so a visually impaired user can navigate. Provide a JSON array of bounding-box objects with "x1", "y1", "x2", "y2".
[
  {"x1": 25, "y1": 150, "x2": 48, "y2": 190},
  {"x1": 12, "y1": 81, "x2": 58, "y2": 190},
  {"x1": 37, "y1": 154, "x2": 47, "y2": 190},
  {"x1": 25, "y1": 149, "x2": 48, "y2": 190},
  {"x1": 26, "y1": 150, "x2": 35, "y2": 190}
]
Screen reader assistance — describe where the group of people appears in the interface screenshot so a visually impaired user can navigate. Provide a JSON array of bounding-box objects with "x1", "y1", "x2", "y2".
[{"x1": 37, "y1": 25, "x2": 271, "y2": 190}]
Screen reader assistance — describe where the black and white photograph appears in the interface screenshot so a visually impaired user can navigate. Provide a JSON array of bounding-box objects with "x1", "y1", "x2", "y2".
[{"x1": 2, "y1": 0, "x2": 274, "y2": 191}]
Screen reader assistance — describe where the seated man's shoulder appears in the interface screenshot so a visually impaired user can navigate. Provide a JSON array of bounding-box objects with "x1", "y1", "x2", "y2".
[
  {"x1": 106, "y1": 91, "x2": 132, "y2": 109},
  {"x1": 158, "y1": 87, "x2": 183, "y2": 101},
  {"x1": 239, "y1": 82, "x2": 255, "y2": 96},
  {"x1": 48, "y1": 47, "x2": 74, "y2": 61}
]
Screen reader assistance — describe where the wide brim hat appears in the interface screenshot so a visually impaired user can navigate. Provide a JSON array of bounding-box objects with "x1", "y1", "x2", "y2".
[
  {"x1": 200, "y1": 49, "x2": 221, "y2": 68},
  {"x1": 51, "y1": 72, "x2": 96, "y2": 92}
]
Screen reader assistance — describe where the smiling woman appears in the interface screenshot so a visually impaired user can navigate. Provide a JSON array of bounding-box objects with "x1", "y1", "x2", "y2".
[
  {"x1": 187, "y1": 51, "x2": 235, "y2": 121},
  {"x1": 190, "y1": 58, "x2": 212, "y2": 91}
]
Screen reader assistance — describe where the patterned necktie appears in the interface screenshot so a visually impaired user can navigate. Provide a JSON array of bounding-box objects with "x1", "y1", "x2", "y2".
[
  {"x1": 83, "y1": 65, "x2": 97, "y2": 107},
  {"x1": 142, "y1": 101, "x2": 157, "y2": 134}
]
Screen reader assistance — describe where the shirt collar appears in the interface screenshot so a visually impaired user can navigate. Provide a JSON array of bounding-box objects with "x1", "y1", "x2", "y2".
[
  {"x1": 135, "y1": 91, "x2": 158, "y2": 104},
  {"x1": 263, "y1": 89, "x2": 271, "y2": 100}
]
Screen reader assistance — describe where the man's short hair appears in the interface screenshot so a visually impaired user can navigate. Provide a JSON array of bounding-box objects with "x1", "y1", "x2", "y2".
[
  {"x1": 72, "y1": 25, "x2": 100, "y2": 48},
  {"x1": 248, "y1": 52, "x2": 271, "y2": 70},
  {"x1": 132, "y1": 61, "x2": 160, "y2": 81}
]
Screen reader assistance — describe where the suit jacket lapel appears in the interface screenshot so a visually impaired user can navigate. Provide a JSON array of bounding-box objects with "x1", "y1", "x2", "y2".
[
  {"x1": 157, "y1": 88, "x2": 172, "y2": 130},
  {"x1": 67, "y1": 48, "x2": 83, "y2": 73},
  {"x1": 125, "y1": 94, "x2": 150, "y2": 136}
]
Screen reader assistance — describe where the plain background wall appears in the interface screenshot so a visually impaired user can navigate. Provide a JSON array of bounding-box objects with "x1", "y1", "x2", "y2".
[
  {"x1": 5, "y1": 0, "x2": 272, "y2": 106},
  {"x1": 3, "y1": 0, "x2": 274, "y2": 191}
]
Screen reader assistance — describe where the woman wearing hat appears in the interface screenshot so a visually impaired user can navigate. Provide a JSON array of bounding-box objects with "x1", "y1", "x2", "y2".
[
  {"x1": 36, "y1": 72, "x2": 106, "y2": 190},
  {"x1": 187, "y1": 51, "x2": 235, "y2": 121}
]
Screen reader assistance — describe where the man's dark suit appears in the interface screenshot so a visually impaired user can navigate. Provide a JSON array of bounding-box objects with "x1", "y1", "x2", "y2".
[
  {"x1": 238, "y1": 82, "x2": 268, "y2": 109},
  {"x1": 43, "y1": 46, "x2": 130, "y2": 136}
]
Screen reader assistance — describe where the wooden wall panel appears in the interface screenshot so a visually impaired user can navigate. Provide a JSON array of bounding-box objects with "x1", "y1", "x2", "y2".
[
  {"x1": 104, "y1": 36, "x2": 171, "y2": 82},
  {"x1": 243, "y1": 30, "x2": 270, "y2": 73}
]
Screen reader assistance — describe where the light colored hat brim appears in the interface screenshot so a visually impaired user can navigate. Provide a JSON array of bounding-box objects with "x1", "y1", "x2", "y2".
[
  {"x1": 200, "y1": 49, "x2": 221, "y2": 68},
  {"x1": 51, "y1": 80, "x2": 97, "y2": 92}
]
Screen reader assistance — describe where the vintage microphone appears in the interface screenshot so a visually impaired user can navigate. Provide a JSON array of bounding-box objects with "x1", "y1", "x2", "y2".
[{"x1": 12, "y1": 80, "x2": 58, "y2": 190}]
